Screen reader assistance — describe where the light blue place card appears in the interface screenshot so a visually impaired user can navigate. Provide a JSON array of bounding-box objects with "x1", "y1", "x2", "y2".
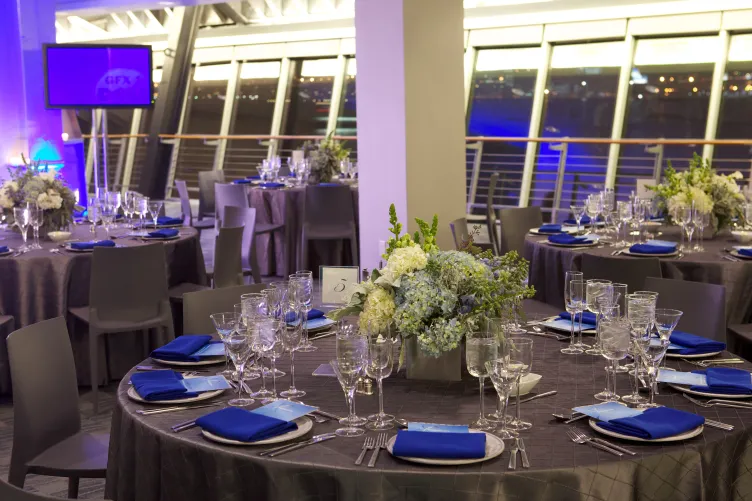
[
  {"x1": 192, "y1": 342, "x2": 226, "y2": 358},
  {"x1": 656, "y1": 370, "x2": 707, "y2": 386},
  {"x1": 543, "y1": 319, "x2": 597, "y2": 333},
  {"x1": 646, "y1": 239, "x2": 678, "y2": 248},
  {"x1": 312, "y1": 363, "x2": 336, "y2": 377},
  {"x1": 251, "y1": 400, "x2": 317, "y2": 423},
  {"x1": 407, "y1": 422, "x2": 469, "y2": 433},
  {"x1": 572, "y1": 402, "x2": 644, "y2": 422},
  {"x1": 182, "y1": 375, "x2": 233, "y2": 392},
  {"x1": 667, "y1": 343, "x2": 685, "y2": 351}
]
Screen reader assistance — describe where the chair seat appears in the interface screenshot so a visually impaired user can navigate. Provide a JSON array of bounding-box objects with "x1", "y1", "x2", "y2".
[
  {"x1": 68, "y1": 307, "x2": 166, "y2": 332},
  {"x1": 728, "y1": 324, "x2": 752, "y2": 362},
  {"x1": 27, "y1": 432, "x2": 108, "y2": 478},
  {"x1": 256, "y1": 223, "x2": 284, "y2": 234},
  {"x1": 192, "y1": 218, "x2": 215, "y2": 230},
  {"x1": 168, "y1": 282, "x2": 209, "y2": 301}
]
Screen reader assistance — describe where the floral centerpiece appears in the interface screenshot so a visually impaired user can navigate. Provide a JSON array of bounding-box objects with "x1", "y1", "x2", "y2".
[
  {"x1": 302, "y1": 132, "x2": 350, "y2": 184},
  {"x1": 0, "y1": 156, "x2": 78, "y2": 232},
  {"x1": 330, "y1": 204, "x2": 534, "y2": 371},
  {"x1": 648, "y1": 153, "x2": 746, "y2": 232}
]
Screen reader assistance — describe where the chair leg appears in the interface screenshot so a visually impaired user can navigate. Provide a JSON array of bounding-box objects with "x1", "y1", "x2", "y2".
[
  {"x1": 68, "y1": 477, "x2": 80, "y2": 498},
  {"x1": 301, "y1": 236, "x2": 309, "y2": 271},
  {"x1": 350, "y1": 234, "x2": 359, "y2": 266},
  {"x1": 89, "y1": 329, "x2": 99, "y2": 415}
]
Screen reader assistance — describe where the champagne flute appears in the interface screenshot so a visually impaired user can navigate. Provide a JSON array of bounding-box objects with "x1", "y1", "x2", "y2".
[
  {"x1": 584, "y1": 279, "x2": 613, "y2": 354},
  {"x1": 594, "y1": 304, "x2": 621, "y2": 401},
  {"x1": 336, "y1": 327, "x2": 367, "y2": 427},
  {"x1": 87, "y1": 202, "x2": 100, "y2": 237},
  {"x1": 365, "y1": 330, "x2": 394, "y2": 431},
  {"x1": 279, "y1": 304, "x2": 306, "y2": 399},
  {"x1": 466, "y1": 329, "x2": 499, "y2": 431},
  {"x1": 136, "y1": 196, "x2": 149, "y2": 235},
  {"x1": 507, "y1": 336, "x2": 533, "y2": 431},
  {"x1": 561, "y1": 271, "x2": 584, "y2": 354},
  {"x1": 27, "y1": 203, "x2": 42, "y2": 250}
]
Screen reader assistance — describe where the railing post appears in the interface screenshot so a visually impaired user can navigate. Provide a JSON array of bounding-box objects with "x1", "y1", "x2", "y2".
[
  {"x1": 466, "y1": 141, "x2": 483, "y2": 214},
  {"x1": 606, "y1": 33, "x2": 636, "y2": 189},
  {"x1": 112, "y1": 138, "x2": 126, "y2": 191},
  {"x1": 214, "y1": 59, "x2": 240, "y2": 172},
  {"x1": 121, "y1": 108, "x2": 142, "y2": 192},
  {"x1": 550, "y1": 141, "x2": 568, "y2": 223},
  {"x1": 647, "y1": 144, "x2": 664, "y2": 184},
  {"x1": 268, "y1": 58, "x2": 292, "y2": 159}
]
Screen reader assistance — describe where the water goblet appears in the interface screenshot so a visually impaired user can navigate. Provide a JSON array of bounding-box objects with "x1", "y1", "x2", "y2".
[
  {"x1": 622, "y1": 294, "x2": 654, "y2": 405},
  {"x1": 148, "y1": 200, "x2": 163, "y2": 228},
  {"x1": 365, "y1": 330, "x2": 394, "y2": 431},
  {"x1": 584, "y1": 279, "x2": 613, "y2": 355},
  {"x1": 262, "y1": 319, "x2": 285, "y2": 403},
  {"x1": 290, "y1": 271, "x2": 317, "y2": 352},
  {"x1": 330, "y1": 359, "x2": 366, "y2": 438},
  {"x1": 279, "y1": 305, "x2": 306, "y2": 399},
  {"x1": 486, "y1": 357, "x2": 522, "y2": 440},
  {"x1": 27, "y1": 203, "x2": 42, "y2": 250},
  {"x1": 561, "y1": 271, "x2": 585, "y2": 354},
  {"x1": 224, "y1": 330, "x2": 255, "y2": 407},
  {"x1": 586, "y1": 194, "x2": 603, "y2": 235},
  {"x1": 466, "y1": 329, "x2": 499, "y2": 431},
  {"x1": 335, "y1": 327, "x2": 368, "y2": 426},
  {"x1": 13, "y1": 207, "x2": 30, "y2": 251},
  {"x1": 617, "y1": 201, "x2": 632, "y2": 247},
  {"x1": 507, "y1": 336, "x2": 533, "y2": 431},
  {"x1": 594, "y1": 304, "x2": 622, "y2": 401},
  {"x1": 694, "y1": 210, "x2": 710, "y2": 252},
  {"x1": 599, "y1": 310, "x2": 630, "y2": 401},
  {"x1": 210, "y1": 312, "x2": 238, "y2": 379}
]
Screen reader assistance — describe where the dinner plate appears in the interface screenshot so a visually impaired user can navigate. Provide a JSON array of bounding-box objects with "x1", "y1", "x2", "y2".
[
  {"x1": 545, "y1": 240, "x2": 599, "y2": 248},
  {"x1": 665, "y1": 350, "x2": 723, "y2": 359},
  {"x1": 0, "y1": 248, "x2": 14, "y2": 257},
  {"x1": 151, "y1": 356, "x2": 226, "y2": 367},
  {"x1": 666, "y1": 383, "x2": 752, "y2": 399},
  {"x1": 730, "y1": 250, "x2": 752, "y2": 260},
  {"x1": 140, "y1": 234, "x2": 181, "y2": 241},
  {"x1": 64, "y1": 244, "x2": 100, "y2": 253},
  {"x1": 139, "y1": 223, "x2": 184, "y2": 229},
  {"x1": 541, "y1": 318, "x2": 597, "y2": 335},
  {"x1": 589, "y1": 419, "x2": 703, "y2": 443},
  {"x1": 201, "y1": 416, "x2": 312, "y2": 446},
  {"x1": 528, "y1": 227, "x2": 577, "y2": 236},
  {"x1": 126, "y1": 385, "x2": 226, "y2": 405},
  {"x1": 620, "y1": 249, "x2": 679, "y2": 258},
  {"x1": 386, "y1": 431, "x2": 504, "y2": 466}
]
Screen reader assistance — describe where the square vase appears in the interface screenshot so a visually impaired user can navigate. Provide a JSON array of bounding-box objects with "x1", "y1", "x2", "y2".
[{"x1": 405, "y1": 336, "x2": 462, "y2": 382}]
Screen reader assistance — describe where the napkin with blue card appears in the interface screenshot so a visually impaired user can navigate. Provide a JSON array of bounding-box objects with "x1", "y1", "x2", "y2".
[
  {"x1": 392, "y1": 422, "x2": 486, "y2": 459},
  {"x1": 196, "y1": 401, "x2": 316, "y2": 442},
  {"x1": 668, "y1": 331, "x2": 726, "y2": 355},
  {"x1": 573, "y1": 401, "x2": 704, "y2": 439},
  {"x1": 70, "y1": 240, "x2": 116, "y2": 250},
  {"x1": 629, "y1": 239, "x2": 677, "y2": 255},
  {"x1": 285, "y1": 309, "x2": 335, "y2": 330},
  {"x1": 658, "y1": 367, "x2": 752, "y2": 395},
  {"x1": 147, "y1": 228, "x2": 179, "y2": 239},
  {"x1": 151, "y1": 335, "x2": 225, "y2": 362},
  {"x1": 548, "y1": 234, "x2": 595, "y2": 245},
  {"x1": 130, "y1": 370, "x2": 231, "y2": 401}
]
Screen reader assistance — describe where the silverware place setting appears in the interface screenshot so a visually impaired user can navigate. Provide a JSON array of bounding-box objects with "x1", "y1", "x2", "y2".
[
  {"x1": 680, "y1": 358, "x2": 744, "y2": 367},
  {"x1": 566, "y1": 428, "x2": 623, "y2": 456},
  {"x1": 136, "y1": 403, "x2": 221, "y2": 416},
  {"x1": 518, "y1": 438, "x2": 530, "y2": 468},
  {"x1": 516, "y1": 390, "x2": 557, "y2": 404},
  {"x1": 508, "y1": 438, "x2": 519, "y2": 470},
  {"x1": 367, "y1": 433, "x2": 388, "y2": 467},
  {"x1": 258, "y1": 433, "x2": 337, "y2": 458},
  {"x1": 355, "y1": 436, "x2": 375, "y2": 465},
  {"x1": 568, "y1": 427, "x2": 636, "y2": 456}
]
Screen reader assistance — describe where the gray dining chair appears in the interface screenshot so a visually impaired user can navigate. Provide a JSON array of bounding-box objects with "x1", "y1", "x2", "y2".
[
  {"x1": 727, "y1": 323, "x2": 752, "y2": 361},
  {"x1": 449, "y1": 218, "x2": 469, "y2": 250},
  {"x1": 486, "y1": 173, "x2": 500, "y2": 255},
  {"x1": 175, "y1": 179, "x2": 214, "y2": 236},
  {"x1": 214, "y1": 183, "x2": 249, "y2": 228},
  {"x1": 7, "y1": 317, "x2": 109, "y2": 497},
  {"x1": 0, "y1": 313, "x2": 15, "y2": 394},
  {"x1": 223, "y1": 205, "x2": 262, "y2": 284},
  {"x1": 68, "y1": 244, "x2": 175, "y2": 414},
  {"x1": 301, "y1": 185, "x2": 358, "y2": 269},
  {"x1": 644, "y1": 277, "x2": 727, "y2": 343},
  {"x1": 183, "y1": 283, "x2": 266, "y2": 334},
  {"x1": 198, "y1": 170, "x2": 225, "y2": 219},
  {"x1": 581, "y1": 253, "x2": 662, "y2": 294},
  {"x1": 498, "y1": 206, "x2": 542, "y2": 255},
  {"x1": 1, "y1": 476, "x2": 110, "y2": 501}
]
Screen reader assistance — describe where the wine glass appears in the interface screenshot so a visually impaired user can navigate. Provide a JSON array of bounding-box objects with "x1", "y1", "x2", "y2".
[
  {"x1": 261, "y1": 318, "x2": 284, "y2": 403},
  {"x1": 507, "y1": 336, "x2": 533, "y2": 431},
  {"x1": 584, "y1": 279, "x2": 613, "y2": 354},
  {"x1": 148, "y1": 200, "x2": 164, "y2": 228},
  {"x1": 210, "y1": 312, "x2": 238, "y2": 379},
  {"x1": 599, "y1": 307, "x2": 630, "y2": 401},
  {"x1": 87, "y1": 201, "x2": 100, "y2": 237},
  {"x1": 224, "y1": 329, "x2": 255, "y2": 407},
  {"x1": 279, "y1": 304, "x2": 306, "y2": 399},
  {"x1": 682, "y1": 206, "x2": 695, "y2": 253},
  {"x1": 106, "y1": 191, "x2": 122, "y2": 227},
  {"x1": 263, "y1": 287, "x2": 283, "y2": 320},
  {"x1": 123, "y1": 191, "x2": 136, "y2": 229},
  {"x1": 365, "y1": 319, "x2": 396, "y2": 424},
  {"x1": 330, "y1": 359, "x2": 365, "y2": 438},
  {"x1": 594, "y1": 304, "x2": 621, "y2": 401},
  {"x1": 622, "y1": 294, "x2": 654, "y2": 405},
  {"x1": 586, "y1": 194, "x2": 603, "y2": 235},
  {"x1": 335, "y1": 327, "x2": 368, "y2": 427},
  {"x1": 13, "y1": 207, "x2": 30, "y2": 251},
  {"x1": 99, "y1": 204, "x2": 115, "y2": 239},
  {"x1": 364, "y1": 330, "x2": 394, "y2": 431},
  {"x1": 617, "y1": 201, "x2": 632, "y2": 247},
  {"x1": 466, "y1": 329, "x2": 499, "y2": 431},
  {"x1": 570, "y1": 204, "x2": 586, "y2": 233},
  {"x1": 27, "y1": 203, "x2": 42, "y2": 250},
  {"x1": 339, "y1": 159, "x2": 351, "y2": 179},
  {"x1": 655, "y1": 308, "x2": 682, "y2": 367},
  {"x1": 136, "y1": 196, "x2": 149, "y2": 235},
  {"x1": 248, "y1": 313, "x2": 273, "y2": 398},
  {"x1": 637, "y1": 336, "x2": 670, "y2": 408},
  {"x1": 561, "y1": 271, "x2": 585, "y2": 355},
  {"x1": 486, "y1": 355, "x2": 522, "y2": 440},
  {"x1": 694, "y1": 210, "x2": 710, "y2": 252},
  {"x1": 290, "y1": 271, "x2": 317, "y2": 352}
]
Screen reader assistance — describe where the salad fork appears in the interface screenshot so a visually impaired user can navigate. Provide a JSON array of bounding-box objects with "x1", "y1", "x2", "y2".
[
  {"x1": 682, "y1": 393, "x2": 752, "y2": 412},
  {"x1": 355, "y1": 436, "x2": 375, "y2": 465},
  {"x1": 681, "y1": 358, "x2": 744, "y2": 368},
  {"x1": 569, "y1": 428, "x2": 636, "y2": 455},
  {"x1": 566, "y1": 429, "x2": 622, "y2": 456},
  {"x1": 368, "y1": 433, "x2": 387, "y2": 467}
]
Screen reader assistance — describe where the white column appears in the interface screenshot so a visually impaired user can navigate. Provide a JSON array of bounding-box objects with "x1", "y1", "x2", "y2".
[
  {"x1": 355, "y1": 0, "x2": 467, "y2": 270},
  {"x1": 605, "y1": 34, "x2": 637, "y2": 189},
  {"x1": 703, "y1": 30, "x2": 731, "y2": 162}
]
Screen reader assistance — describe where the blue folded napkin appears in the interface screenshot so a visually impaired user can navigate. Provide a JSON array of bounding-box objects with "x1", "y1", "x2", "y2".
[
  {"x1": 0, "y1": 246, "x2": 8, "y2": 253},
  {"x1": 247, "y1": 175, "x2": 261, "y2": 180},
  {"x1": 156, "y1": 216, "x2": 182, "y2": 226},
  {"x1": 564, "y1": 215, "x2": 592, "y2": 225},
  {"x1": 259, "y1": 182, "x2": 285, "y2": 189},
  {"x1": 690, "y1": 368, "x2": 752, "y2": 395},
  {"x1": 130, "y1": 370, "x2": 196, "y2": 401},
  {"x1": 392, "y1": 430, "x2": 486, "y2": 459},
  {"x1": 196, "y1": 407, "x2": 298, "y2": 442},
  {"x1": 597, "y1": 407, "x2": 704, "y2": 440},
  {"x1": 151, "y1": 335, "x2": 214, "y2": 362},
  {"x1": 558, "y1": 311, "x2": 597, "y2": 325},
  {"x1": 318, "y1": 182, "x2": 340, "y2": 187},
  {"x1": 233, "y1": 179, "x2": 252, "y2": 184},
  {"x1": 548, "y1": 234, "x2": 590, "y2": 245},
  {"x1": 537, "y1": 224, "x2": 562, "y2": 234},
  {"x1": 629, "y1": 243, "x2": 676, "y2": 254},
  {"x1": 147, "y1": 228, "x2": 179, "y2": 239},
  {"x1": 70, "y1": 240, "x2": 116, "y2": 250},
  {"x1": 669, "y1": 331, "x2": 726, "y2": 355},
  {"x1": 285, "y1": 308, "x2": 325, "y2": 324},
  {"x1": 738, "y1": 248, "x2": 752, "y2": 257}
]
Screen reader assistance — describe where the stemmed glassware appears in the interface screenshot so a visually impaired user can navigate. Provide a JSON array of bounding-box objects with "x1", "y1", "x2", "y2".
[
  {"x1": 13, "y1": 207, "x2": 30, "y2": 251},
  {"x1": 136, "y1": 196, "x2": 149, "y2": 235},
  {"x1": 622, "y1": 293, "x2": 655, "y2": 405},
  {"x1": 466, "y1": 329, "x2": 499, "y2": 431},
  {"x1": 655, "y1": 308, "x2": 682, "y2": 366},
  {"x1": 364, "y1": 330, "x2": 394, "y2": 431},
  {"x1": 262, "y1": 318, "x2": 284, "y2": 403},
  {"x1": 638, "y1": 336, "x2": 670, "y2": 408},
  {"x1": 585, "y1": 279, "x2": 613, "y2": 355},
  {"x1": 333, "y1": 327, "x2": 368, "y2": 435},
  {"x1": 694, "y1": 210, "x2": 710, "y2": 252},
  {"x1": 586, "y1": 194, "x2": 603, "y2": 235},
  {"x1": 148, "y1": 200, "x2": 164, "y2": 228},
  {"x1": 123, "y1": 191, "x2": 137, "y2": 229},
  {"x1": 610, "y1": 283, "x2": 630, "y2": 373},
  {"x1": 570, "y1": 204, "x2": 586, "y2": 233},
  {"x1": 617, "y1": 201, "x2": 632, "y2": 247},
  {"x1": 224, "y1": 327, "x2": 255, "y2": 407},
  {"x1": 594, "y1": 304, "x2": 622, "y2": 401},
  {"x1": 210, "y1": 312, "x2": 238, "y2": 379},
  {"x1": 507, "y1": 336, "x2": 533, "y2": 431},
  {"x1": 561, "y1": 271, "x2": 585, "y2": 355},
  {"x1": 486, "y1": 355, "x2": 523, "y2": 440},
  {"x1": 682, "y1": 205, "x2": 695, "y2": 253},
  {"x1": 599, "y1": 306, "x2": 630, "y2": 402},
  {"x1": 290, "y1": 271, "x2": 317, "y2": 352},
  {"x1": 630, "y1": 200, "x2": 644, "y2": 245},
  {"x1": 279, "y1": 299, "x2": 306, "y2": 399},
  {"x1": 27, "y1": 203, "x2": 42, "y2": 250},
  {"x1": 339, "y1": 159, "x2": 351, "y2": 179},
  {"x1": 87, "y1": 202, "x2": 100, "y2": 236},
  {"x1": 100, "y1": 203, "x2": 115, "y2": 239}
]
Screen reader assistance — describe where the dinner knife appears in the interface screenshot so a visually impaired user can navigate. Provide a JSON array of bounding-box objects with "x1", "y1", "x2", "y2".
[
  {"x1": 518, "y1": 391, "x2": 557, "y2": 404},
  {"x1": 267, "y1": 434, "x2": 337, "y2": 457},
  {"x1": 137, "y1": 403, "x2": 220, "y2": 415},
  {"x1": 258, "y1": 433, "x2": 337, "y2": 457}
]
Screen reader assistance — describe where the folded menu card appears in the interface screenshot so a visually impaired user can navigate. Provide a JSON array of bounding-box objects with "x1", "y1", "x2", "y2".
[{"x1": 407, "y1": 422, "x2": 470, "y2": 433}]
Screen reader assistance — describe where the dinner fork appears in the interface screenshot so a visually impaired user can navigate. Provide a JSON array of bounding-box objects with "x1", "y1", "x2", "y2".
[
  {"x1": 681, "y1": 358, "x2": 744, "y2": 368},
  {"x1": 565, "y1": 429, "x2": 623, "y2": 456},
  {"x1": 569, "y1": 428, "x2": 636, "y2": 456},
  {"x1": 368, "y1": 433, "x2": 388, "y2": 467},
  {"x1": 355, "y1": 436, "x2": 375, "y2": 465},
  {"x1": 682, "y1": 393, "x2": 752, "y2": 412}
]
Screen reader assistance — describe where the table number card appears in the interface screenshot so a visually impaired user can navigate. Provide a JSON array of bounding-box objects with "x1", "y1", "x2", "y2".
[{"x1": 320, "y1": 266, "x2": 360, "y2": 305}]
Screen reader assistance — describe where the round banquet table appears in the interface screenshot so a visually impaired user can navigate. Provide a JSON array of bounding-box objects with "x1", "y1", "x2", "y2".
[
  {"x1": 0, "y1": 224, "x2": 207, "y2": 390},
  {"x1": 524, "y1": 232, "x2": 752, "y2": 325},
  {"x1": 245, "y1": 184, "x2": 359, "y2": 277},
  {"x1": 106, "y1": 300, "x2": 752, "y2": 501}
]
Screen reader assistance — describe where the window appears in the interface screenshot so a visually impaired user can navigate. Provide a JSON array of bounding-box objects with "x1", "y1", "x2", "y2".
[
  {"x1": 130, "y1": 69, "x2": 161, "y2": 191},
  {"x1": 281, "y1": 58, "x2": 337, "y2": 151},
  {"x1": 336, "y1": 58, "x2": 357, "y2": 137}
]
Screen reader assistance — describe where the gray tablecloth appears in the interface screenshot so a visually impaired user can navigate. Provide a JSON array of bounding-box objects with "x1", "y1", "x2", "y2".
[
  {"x1": 524, "y1": 233, "x2": 752, "y2": 325},
  {"x1": 0, "y1": 225, "x2": 206, "y2": 390},
  {"x1": 247, "y1": 185, "x2": 359, "y2": 277},
  {"x1": 106, "y1": 300, "x2": 752, "y2": 501}
]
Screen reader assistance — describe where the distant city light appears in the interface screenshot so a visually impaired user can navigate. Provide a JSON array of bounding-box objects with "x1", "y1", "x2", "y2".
[
  {"x1": 629, "y1": 80, "x2": 634, "y2": 85},
  {"x1": 688, "y1": 76, "x2": 695, "y2": 82},
  {"x1": 659, "y1": 76, "x2": 665, "y2": 82},
  {"x1": 669, "y1": 77, "x2": 674, "y2": 82},
  {"x1": 581, "y1": 81, "x2": 587, "y2": 86},
  {"x1": 638, "y1": 94, "x2": 643, "y2": 99},
  {"x1": 544, "y1": 89, "x2": 549, "y2": 94},
  {"x1": 693, "y1": 87, "x2": 698, "y2": 92}
]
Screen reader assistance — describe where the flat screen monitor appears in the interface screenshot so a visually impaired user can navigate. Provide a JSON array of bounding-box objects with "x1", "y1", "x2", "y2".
[{"x1": 44, "y1": 44, "x2": 153, "y2": 109}]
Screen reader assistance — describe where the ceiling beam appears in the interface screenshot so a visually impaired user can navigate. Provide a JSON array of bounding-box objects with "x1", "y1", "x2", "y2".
[
  {"x1": 67, "y1": 15, "x2": 108, "y2": 34},
  {"x1": 213, "y1": 3, "x2": 248, "y2": 25},
  {"x1": 264, "y1": 0, "x2": 282, "y2": 17}
]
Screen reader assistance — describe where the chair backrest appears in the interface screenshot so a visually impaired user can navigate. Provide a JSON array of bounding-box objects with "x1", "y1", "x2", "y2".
[
  {"x1": 183, "y1": 283, "x2": 266, "y2": 334},
  {"x1": 212, "y1": 226, "x2": 244, "y2": 289},
  {"x1": 0, "y1": 477, "x2": 106, "y2": 501},
  {"x1": 214, "y1": 183, "x2": 249, "y2": 226},
  {"x1": 486, "y1": 173, "x2": 500, "y2": 255},
  {"x1": 222, "y1": 205, "x2": 257, "y2": 270},
  {"x1": 581, "y1": 253, "x2": 662, "y2": 294},
  {"x1": 303, "y1": 185, "x2": 355, "y2": 229},
  {"x1": 90, "y1": 244, "x2": 169, "y2": 322},
  {"x1": 8, "y1": 317, "x2": 80, "y2": 477},
  {"x1": 644, "y1": 277, "x2": 727, "y2": 342},
  {"x1": 449, "y1": 218, "x2": 469, "y2": 250},
  {"x1": 174, "y1": 180, "x2": 193, "y2": 225},
  {"x1": 498, "y1": 206, "x2": 542, "y2": 255},
  {"x1": 198, "y1": 170, "x2": 225, "y2": 217}
]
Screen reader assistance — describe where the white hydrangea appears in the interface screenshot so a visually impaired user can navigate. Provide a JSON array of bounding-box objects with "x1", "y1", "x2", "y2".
[
  {"x1": 381, "y1": 244, "x2": 428, "y2": 282},
  {"x1": 0, "y1": 190, "x2": 12, "y2": 209},
  {"x1": 668, "y1": 187, "x2": 713, "y2": 215},
  {"x1": 358, "y1": 287, "x2": 396, "y2": 333},
  {"x1": 38, "y1": 171, "x2": 57, "y2": 183},
  {"x1": 37, "y1": 189, "x2": 62, "y2": 210}
]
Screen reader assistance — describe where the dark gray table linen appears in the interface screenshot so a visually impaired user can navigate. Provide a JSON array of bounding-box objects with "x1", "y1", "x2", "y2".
[
  {"x1": 246, "y1": 185, "x2": 359, "y2": 277},
  {"x1": 0, "y1": 225, "x2": 206, "y2": 389},
  {"x1": 107, "y1": 300, "x2": 752, "y2": 501},
  {"x1": 524, "y1": 234, "x2": 752, "y2": 325}
]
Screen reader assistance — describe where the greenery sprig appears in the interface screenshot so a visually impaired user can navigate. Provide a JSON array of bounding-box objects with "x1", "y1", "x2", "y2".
[{"x1": 383, "y1": 203, "x2": 440, "y2": 259}]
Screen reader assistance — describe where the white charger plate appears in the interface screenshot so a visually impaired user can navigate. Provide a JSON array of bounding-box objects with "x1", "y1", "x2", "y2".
[
  {"x1": 0, "y1": 248, "x2": 14, "y2": 257},
  {"x1": 127, "y1": 385, "x2": 226, "y2": 405},
  {"x1": 666, "y1": 383, "x2": 752, "y2": 399},
  {"x1": 665, "y1": 350, "x2": 722, "y2": 359},
  {"x1": 201, "y1": 416, "x2": 312, "y2": 445},
  {"x1": 621, "y1": 248, "x2": 679, "y2": 258},
  {"x1": 150, "y1": 356, "x2": 226, "y2": 367},
  {"x1": 386, "y1": 431, "x2": 504, "y2": 466},
  {"x1": 546, "y1": 240, "x2": 599, "y2": 248},
  {"x1": 140, "y1": 234, "x2": 181, "y2": 241},
  {"x1": 589, "y1": 419, "x2": 703, "y2": 443}
]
